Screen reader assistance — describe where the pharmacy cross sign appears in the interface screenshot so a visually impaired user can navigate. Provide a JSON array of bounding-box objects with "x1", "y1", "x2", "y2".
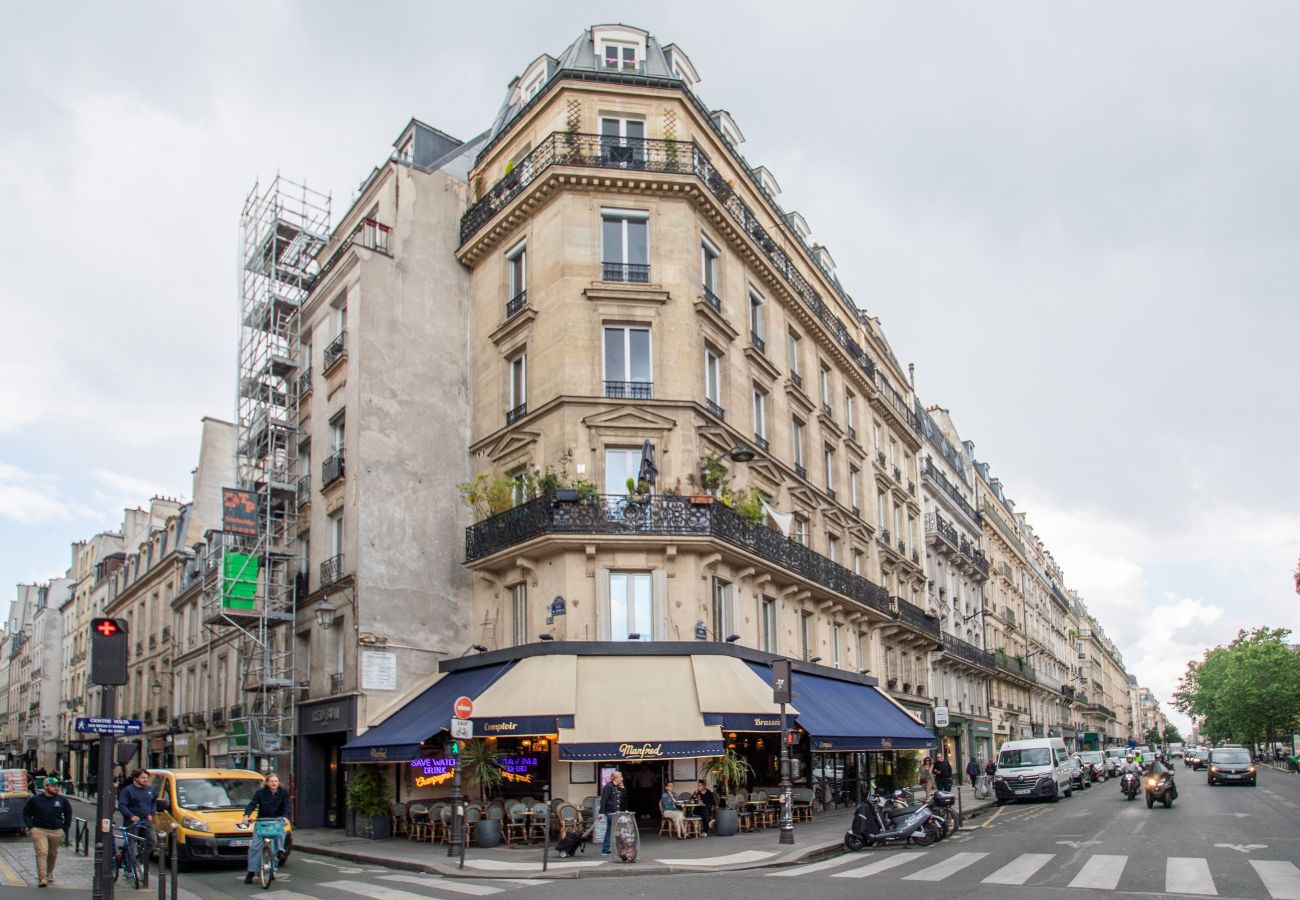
[{"x1": 96, "y1": 620, "x2": 119, "y2": 637}]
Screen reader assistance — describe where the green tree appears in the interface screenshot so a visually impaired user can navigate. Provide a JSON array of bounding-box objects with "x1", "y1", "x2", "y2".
[
  {"x1": 1162, "y1": 724, "x2": 1183, "y2": 744},
  {"x1": 1174, "y1": 627, "x2": 1300, "y2": 748}
]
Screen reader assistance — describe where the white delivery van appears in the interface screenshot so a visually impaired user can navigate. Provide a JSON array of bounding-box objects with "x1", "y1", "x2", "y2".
[{"x1": 993, "y1": 737, "x2": 1073, "y2": 804}]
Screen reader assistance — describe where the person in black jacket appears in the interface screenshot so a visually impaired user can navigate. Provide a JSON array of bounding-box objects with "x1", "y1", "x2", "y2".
[
  {"x1": 22, "y1": 778, "x2": 73, "y2": 887},
  {"x1": 597, "y1": 771, "x2": 626, "y2": 855},
  {"x1": 692, "y1": 780, "x2": 716, "y2": 836},
  {"x1": 241, "y1": 773, "x2": 291, "y2": 883},
  {"x1": 117, "y1": 769, "x2": 158, "y2": 859},
  {"x1": 932, "y1": 753, "x2": 954, "y2": 792}
]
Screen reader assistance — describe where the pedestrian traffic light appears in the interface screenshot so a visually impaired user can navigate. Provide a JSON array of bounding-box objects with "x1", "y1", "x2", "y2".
[
  {"x1": 90, "y1": 617, "x2": 129, "y2": 685},
  {"x1": 449, "y1": 740, "x2": 461, "y2": 757}
]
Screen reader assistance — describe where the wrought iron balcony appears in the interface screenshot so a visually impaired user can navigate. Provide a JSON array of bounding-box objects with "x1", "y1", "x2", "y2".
[
  {"x1": 892, "y1": 465, "x2": 902, "y2": 482},
  {"x1": 751, "y1": 333, "x2": 766, "y2": 353},
  {"x1": 924, "y1": 458, "x2": 981, "y2": 526},
  {"x1": 995, "y1": 649, "x2": 1038, "y2": 683},
  {"x1": 323, "y1": 331, "x2": 347, "y2": 372},
  {"x1": 879, "y1": 528, "x2": 891, "y2": 545},
  {"x1": 465, "y1": 493, "x2": 894, "y2": 618},
  {"x1": 941, "y1": 632, "x2": 996, "y2": 671},
  {"x1": 908, "y1": 480, "x2": 916, "y2": 496},
  {"x1": 322, "y1": 450, "x2": 345, "y2": 488},
  {"x1": 876, "y1": 450, "x2": 887, "y2": 469},
  {"x1": 790, "y1": 371, "x2": 802, "y2": 389},
  {"x1": 847, "y1": 425, "x2": 856, "y2": 441},
  {"x1": 506, "y1": 402, "x2": 528, "y2": 425},
  {"x1": 705, "y1": 399, "x2": 725, "y2": 420},
  {"x1": 822, "y1": 402, "x2": 832, "y2": 418},
  {"x1": 897, "y1": 539, "x2": 906, "y2": 555},
  {"x1": 851, "y1": 505, "x2": 860, "y2": 517},
  {"x1": 825, "y1": 487, "x2": 836, "y2": 502},
  {"x1": 754, "y1": 435, "x2": 769, "y2": 452},
  {"x1": 298, "y1": 368, "x2": 312, "y2": 399},
  {"x1": 794, "y1": 463, "x2": 807, "y2": 480},
  {"x1": 506, "y1": 290, "x2": 527, "y2": 318},
  {"x1": 320, "y1": 554, "x2": 344, "y2": 588},
  {"x1": 330, "y1": 673, "x2": 345, "y2": 695},
  {"x1": 925, "y1": 512, "x2": 960, "y2": 550},
  {"x1": 701, "y1": 285, "x2": 721, "y2": 312},
  {"x1": 604, "y1": 380, "x2": 653, "y2": 401},
  {"x1": 892, "y1": 596, "x2": 941, "y2": 640},
  {"x1": 602, "y1": 262, "x2": 651, "y2": 283}
]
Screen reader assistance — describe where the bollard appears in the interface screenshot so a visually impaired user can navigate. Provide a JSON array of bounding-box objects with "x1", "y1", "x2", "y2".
[
  {"x1": 169, "y1": 825, "x2": 179, "y2": 900},
  {"x1": 157, "y1": 832, "x2": 166, "y2": 900}
]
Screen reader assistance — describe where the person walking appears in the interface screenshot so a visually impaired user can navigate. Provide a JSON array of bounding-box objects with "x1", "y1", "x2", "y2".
[
  {"x1": 598, "y1": 771, "x2": 627, "y2": 855},
  {"x1": 117, "y1": 769, "x2": 158, "y2": 861},
  {"x1": 918, "y1": 756, "x2": 933, "y2": 799},
  {"x1": 21, "y1": 777, "x2": 73, "y2": 887},
  {"x1": 241, "y1": 773, "x2": 291, "y2": 884},
  {"x1": 932, "y1": 753, "x2": 954, "y2": 792},
  {"x1": 966, "y1": 757, "x2": 982, "y2": 789}
]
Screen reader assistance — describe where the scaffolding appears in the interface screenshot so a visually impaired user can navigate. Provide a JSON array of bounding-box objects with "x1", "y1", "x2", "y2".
[{"x1": 203, "y1": 176, "x2": 330, "y2": 770}]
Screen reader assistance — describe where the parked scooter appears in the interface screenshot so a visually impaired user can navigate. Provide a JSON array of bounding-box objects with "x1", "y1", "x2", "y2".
[
  {"x1": 886, "y1": 788, "x2": 957, "y2": 837},
  {"x1": 1144, "y1": 765, "x2": 1177, "y2": 809},
  {"x1": 1120, "y1": 771, "x2": 1140, "y2": 801},
  {"x1": 1088, "y1": 762, "x2": 1107, "y2": 783},
  {"x1": 844, "y1": 794, "x2": 942, "y2": 851}
]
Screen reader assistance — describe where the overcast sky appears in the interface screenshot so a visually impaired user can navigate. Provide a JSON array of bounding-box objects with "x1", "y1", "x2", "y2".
[{"x1": 4, "y1": 2, "x2": 1298, "y2": 734}]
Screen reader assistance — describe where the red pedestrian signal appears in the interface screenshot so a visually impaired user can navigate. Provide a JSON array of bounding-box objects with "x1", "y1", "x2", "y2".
[{"x1": 90, "y1": 617, "x2": 129, "y2": 685}]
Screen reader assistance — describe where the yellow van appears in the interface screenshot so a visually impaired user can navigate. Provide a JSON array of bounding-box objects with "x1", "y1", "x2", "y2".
[{"x1": 148, "y1": 769, "x2": 293, "y2": 863}]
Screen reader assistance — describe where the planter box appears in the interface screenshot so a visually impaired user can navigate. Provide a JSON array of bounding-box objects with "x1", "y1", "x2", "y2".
[
  {"x1": 689, "y1": 495, "x2": 715, "y2": 505},
  {"x1": 553, "y1": 488, "x2": 580, "y2": 503},
  {"x1": 712, "y1": 807, "x2": 738, "y2": 836}
]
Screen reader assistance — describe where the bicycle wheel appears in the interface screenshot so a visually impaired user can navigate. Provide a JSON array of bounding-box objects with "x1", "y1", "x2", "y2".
[
  {"x1": 132, "y1": 851, "x2": 147, "y2": 888},
  {"x1": 259, "y1": 839, "x2": 274, "y2": 889}
]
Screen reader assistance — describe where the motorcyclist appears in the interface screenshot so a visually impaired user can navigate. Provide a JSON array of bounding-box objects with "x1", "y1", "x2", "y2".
[{"x1": 1122, "y1": 755, "x2": 1142, "y2": 776}]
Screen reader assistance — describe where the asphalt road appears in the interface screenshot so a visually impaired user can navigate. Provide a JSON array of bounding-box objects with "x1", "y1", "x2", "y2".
[{"x1": 5, "y1": 766, "x2": 1298, "y2": 898}]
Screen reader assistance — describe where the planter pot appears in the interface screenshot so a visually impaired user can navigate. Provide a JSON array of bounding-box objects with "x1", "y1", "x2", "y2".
[
  {"x1": 712, "y1": 807, "x2": 739, "y2": 837},
  {"x1": 358, "y1": 814, "x2": 391, "y2": 841},
  {"x1": 475, "y1": 819, "x2": 502, "y2": 848},
  {"x1": 689, "y1": 495, "x2": 715, "y2": 505},
  {"x1": 553, "y1": 488, "x2": 580, "y2": 503}
]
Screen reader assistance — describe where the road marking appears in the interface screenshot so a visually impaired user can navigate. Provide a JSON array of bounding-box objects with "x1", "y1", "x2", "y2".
[
  {"x1": 902, "y1": 852, "x2": 989, "y2": 881},
  {"x1": 0, "y1": 856, "x2": 21, "y2": 887},
  {"x1": 1069, "y1": 855, "x2": 1128, "y2": 890},
  {"x1": 832, "y1": 851, "x2": 928, "y2": 879},
  {"x1": 767, "y1": 855, "x2": 859, "y2": 876},
  {"x1": 1214, "y1": 843, "x2": 1267, "y2": 853},
  {"x1": 1057, "y1": 840, "x2": 1103, "y2": 849},
  {"x1": 1167, "y1": 857, "x2": 1217, "y2": 895},
  {"x1": 978, "y1": 807, "x2": 1005, "y2": 829},
  {"x1": 381, "y1": 873, "x2": 505, "y2": 894},
  {"x1": 247, "y1": 893, "x2": 318, "y2": 900},
  {"x1": 1251, "y1": 860, "x2": 1300, "y2": 900},
  {"x1": 322, "y1": 882, "x2": 439, "y2": 900},
  {"x1": 981, "y1": 853, "x2": 1054, "y2": 885}
]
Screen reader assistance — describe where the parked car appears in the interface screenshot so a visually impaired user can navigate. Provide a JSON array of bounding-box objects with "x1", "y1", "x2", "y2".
[
  {"x1": 1077, "y1": 750, "x2": 1108, "y2": 782},
  {"x1": 1207, "y1": 747, "x2": 1257, "y2": 786},
  {"x1": 993, "y1": 737, "x2": 1074, "y2": 804},
  {"x1": 1067, "y1": 754, "x2": 1093, "y2": 789}
]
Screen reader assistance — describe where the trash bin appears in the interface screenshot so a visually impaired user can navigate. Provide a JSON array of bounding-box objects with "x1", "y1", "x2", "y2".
[{"x1": 610, "y1": 812, "x2": 639, "y2": 863}]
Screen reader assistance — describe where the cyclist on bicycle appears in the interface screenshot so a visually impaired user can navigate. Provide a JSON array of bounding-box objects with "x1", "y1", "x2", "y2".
[
  {"x1": 241, "y1": 773, "x2": 290, "y2": 885},
  {"x1": 117, "y1": 770, "x2": 157, "y2": 859}
]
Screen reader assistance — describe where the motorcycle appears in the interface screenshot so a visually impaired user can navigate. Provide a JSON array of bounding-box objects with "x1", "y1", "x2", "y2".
[
  {"x1": 844, "y1": 795, "x2": 943, "y2": 851},
  {"x1": 1144, "y1": 768, "x2": 1177, "y2": 809},
  {"x1": 927, "y1": 789, "x2": 962, "y2": 836},
  {"x1": 1089, "y1": 763, "x2": 1107, "y2": 783},
  {"x1": 1120, "y1": 771, "x2": 1139, "y2": 801}
]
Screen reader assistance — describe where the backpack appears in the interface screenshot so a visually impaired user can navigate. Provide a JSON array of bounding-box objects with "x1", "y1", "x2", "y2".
[{"x1": 556, "y1": 826, "x2": 588, "y2": 857}]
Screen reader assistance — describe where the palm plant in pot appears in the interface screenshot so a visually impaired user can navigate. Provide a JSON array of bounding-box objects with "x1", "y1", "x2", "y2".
[
  {"x1": 345, "y1": 766, "x2": 392, "y2": 840},
  {"x1": 460, "y1": 739, "x2": 505, "y2": 847},
  {"x1": 706, "y1": 749, "x2": 754, "y2": 836}
]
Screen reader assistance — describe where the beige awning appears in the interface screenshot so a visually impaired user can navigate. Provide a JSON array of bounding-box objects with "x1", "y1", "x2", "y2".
[
  {"x1": 692, "y1": 655, "x2": 796, "y2": 730},
  {"x1": 468, "y1": 655, "x2": 577, "y2": 736},
  {"x1": 558, "y1": 656, "x2": 724, "y2": 761}
]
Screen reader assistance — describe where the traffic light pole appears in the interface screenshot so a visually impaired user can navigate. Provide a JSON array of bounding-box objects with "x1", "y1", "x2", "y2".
[
  {"x1": 92, "y1": 686, "x2": 116, "y2": 900},
  {"x1": 448, "y1": 755, "x2": 464, "y2": 861},
  {"x1": 778, "y1": 700, "x2": 794, "y2": 845}
]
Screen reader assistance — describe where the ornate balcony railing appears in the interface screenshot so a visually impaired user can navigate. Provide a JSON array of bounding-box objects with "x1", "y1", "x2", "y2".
[
  {"x1": 754, "y1": 435, "x2": 769, "y2": 453},
  {"x1": 995, "y1": 649, "x2": 1038, "y2": 683},
  {"x1": 320, "y1": 554, "x2": 344, "y2": 588},
  {"x1": 604, "y1": 380, "x2": 652, "y2": 400},
  {"x1": 924, "y1": 458, "x2": 981, "y2": 527},
  {"x1": 506, "y1": 290, "x2": 527, "y2": 317},
  {"x1": 941, "y1": 632, "x2": 996, "y2": 671},
  {"x1": 459, "y1": 133, "x2": 893, "y2": 401},
  {"x1": 322, "y1": 451, "x2": 345, "y2": 488},
  {"x1": 465, "y1": 493, "x2": 894, "y2": 617},
  {"x1": 701, "y1": 285, "x2": 721, "y2": 312},
  {"x1": 925, "y1": 512, "x2": 960, "y2": 550},
  {"x1": 751, "y1": 332, "x2": 765, "y2": 353},
  {"x1": 794, "y1": 463, "x2": 807, "y2": 480},
  {"x1": 790, "y1": 371, "x2": 803, "y2": 389},
  {"x1": 506, "y1": 402, "x2": 528, "y2": 425},
  {"x1": 705, "y1": 399, "x2": 725, "y2": 420},
  {"x1": 893, "y1": 597, "x2": 941, "y2": 640},
  {"x1": 1087, "y1": 703, "x2": 1115, "y2": 718},
  {"x1": 323, "y1": 331, "x2": 347, "y2": 372},
  {"x1": 602, "y1": 262, "x2": 651, "y2": 283}
]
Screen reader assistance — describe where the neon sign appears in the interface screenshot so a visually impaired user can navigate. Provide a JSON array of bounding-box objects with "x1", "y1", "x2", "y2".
[{"x1": 499, "y1": 756, "x2": 539, "y2": 783}]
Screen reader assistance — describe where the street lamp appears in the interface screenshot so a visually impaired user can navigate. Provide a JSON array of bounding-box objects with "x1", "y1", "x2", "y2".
[
  {"x1": 315, "y1": 597, "x2": 337, "y2": 629},
  {"x1": 150, "y1": 678, "x2": 162, "y2": 697},
  {"x1": 726, "y1": 445, "x2": 756, "y2": 463}
]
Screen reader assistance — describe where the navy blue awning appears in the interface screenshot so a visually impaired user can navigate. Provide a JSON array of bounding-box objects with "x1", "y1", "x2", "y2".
[
  {"x1": 746, "y1": 662, "x2": 935, "y2": 752},
  {"x1": 342, "y1": 662, "x2": 512, "y2": 763}
]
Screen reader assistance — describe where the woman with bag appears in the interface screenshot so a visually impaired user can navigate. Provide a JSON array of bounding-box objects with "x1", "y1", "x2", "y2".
[{"x1": 918, "y1": 756, "x2": 933, "y2": 799}]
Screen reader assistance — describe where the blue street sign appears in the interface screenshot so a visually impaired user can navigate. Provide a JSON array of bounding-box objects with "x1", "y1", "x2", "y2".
[{"x1": 75, "y1": 717, "x2": 143, "y2": 735}]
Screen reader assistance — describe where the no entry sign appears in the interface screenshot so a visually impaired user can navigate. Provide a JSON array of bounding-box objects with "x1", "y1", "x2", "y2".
[{"x1": 454, "y1": 696, "x2": 474, "y2": 719}]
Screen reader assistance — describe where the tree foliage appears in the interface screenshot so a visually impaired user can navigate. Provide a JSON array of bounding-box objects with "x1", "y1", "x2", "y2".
[{"x1": 1174, "y1": 627, "x2": 1300, "y2": 746}]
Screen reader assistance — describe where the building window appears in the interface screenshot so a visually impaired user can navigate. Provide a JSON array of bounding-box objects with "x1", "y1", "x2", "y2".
[
  {"x1": 759, "y1": 596, "x2": 776, "y2": 653},
  {"x1": 800, "y1": 612, "x2": 813, "y2": 661},
  {"x1": 712, "y1": 578, "x2": 734, "y2": 640},
  {"x1": 793, "y1": 515, "x2": 808, "y2": 546},
  {"x1": 599, "y1": 117, "x2": 646, "y2": 167},
  {"x1": 701, "y1": 238, "x2": 720, "y2": 302},
  {"x1": 602, "y1": 41, "x2": 637, "y2": 70},
  {"x1": 601, "y1": 209, "x2": 649, "y2": 281},
  {"x1": 511, "y1": 583, "x2": 527, "y2": 646},
  {"x1": 787, "y1": 331, "x2": 802, "y2": 384},
  {"x1": 846, "y1": 389, "x2": 856, "y2": 433},
  {"x1": 749, "y1": 289, "x2": 764, "y2": 346},
  {"x1": 873, "y1": 419, "x2": 883, "y2": 451},
  {"x1": 827, "y1": 533, "x2": 839, "y2": 563},
  {"x1": 506, "y1": 240, "x2": 527, "y2": 307},
  {"x1": 752, "y1": 387, "x2": 767, "y2": 443},
  {"x1": 604, "y1": 326, "x2": 652, "y2": 398},
  {"x1": 523, "y1": 70, "x2": 545, "y2": 100},
  {"x1": 819, "y1": 363, "x2": 832, "y2": 409},
  {"x1": 824, "y1": 446, "x2": 836, "y2": 494},
  {"x1": 329, "y1": 512, "x2": 343, "y2": 559},
  {"x1": 704, "y1": 346, "x2": 721, "y2": 407},
  {"x1": 331, "y1": 414, "x2": 345, "y2": 453},
  {"x1": 508, "y1": 351, "x2": 526, "y2": 419},
  {"x1": 609, "y1": 572, "x2": 652, "y2": 641},
  {"x1": 833, "y1": 625, "x2": 842, "y2": 669},
  {"x1": 850, "y1": 466, "x2": 860, "y2": 512},
  {"x1": 604, "y1": 448, "x2": 643, "y2": 496},
  {"x1": 878, "y1": 491, "x2": 888, "y2": 532},
  {"x1": 852, "y1": 549, "x2": 864, "y2": 576}
]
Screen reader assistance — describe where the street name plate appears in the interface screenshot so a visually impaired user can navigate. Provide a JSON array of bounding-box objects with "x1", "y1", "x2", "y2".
[{"x1": 75, "y1": 717, "x2": 143, "y2": 735}]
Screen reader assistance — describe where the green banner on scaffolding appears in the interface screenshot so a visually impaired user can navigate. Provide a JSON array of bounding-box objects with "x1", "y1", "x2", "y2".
[
  {"x1": 230, "y1": 720, "x2": 249, "y2": 748},
  {"x1": 222, "y1": 552, "x2": 258, "y2": 610}
]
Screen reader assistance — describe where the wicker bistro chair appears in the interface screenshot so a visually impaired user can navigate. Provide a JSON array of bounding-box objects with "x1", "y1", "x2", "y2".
[
  {"x1": 529, "y1": 802, "x2": 550, "y2": 841},
  {"x1": 558, "y1": 803, "x2": 580, "y2": 838},
  {"x1": 390, "y1": 801, "x2": 408, "y2": 837},
  {"x1": 792, "y1": 788, "x2": 815, "y2": 822},
  {"x1": 427, "y1": 804, "x2": 446, "y2": 842},
  {"x1": 464, "y1": 806, "x2": 483, "y2": 845},
  {"x1": 407, "y1": 803, "x2": 431, "y2": 842},
  {"x1": 505, "y1": 803, "x2": 530, "y2": 845}
]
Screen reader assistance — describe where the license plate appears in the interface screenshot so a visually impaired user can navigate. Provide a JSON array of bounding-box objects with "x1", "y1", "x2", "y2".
[
  {"x1": 228, "y1": 839, "x2": 251, "y2": 848},
  {"x1": 1013, "y1": 789, "x2": 1030, "y2": 795}
]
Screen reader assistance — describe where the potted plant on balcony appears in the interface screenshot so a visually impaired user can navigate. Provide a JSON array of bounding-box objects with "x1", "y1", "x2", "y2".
[
  {"x1": 706, "y1": 750, "x2": 754, "y2": 836},
  {"x1": 625, "y1": 477, "x2": 652, "y2": 504},
  {"x1": 345, "y1": 766, "x2": 392, "y2": 840}
]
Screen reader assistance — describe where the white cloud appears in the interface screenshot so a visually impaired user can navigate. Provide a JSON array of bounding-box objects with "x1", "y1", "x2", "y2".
[{"x1": 0, "y1": 463, "x2": 96, "y2": 524}]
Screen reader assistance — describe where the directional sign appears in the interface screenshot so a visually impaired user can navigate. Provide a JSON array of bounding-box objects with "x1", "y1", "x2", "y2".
[
  {"x1": 75, "y1": 717, "x2": 143, "y2": 735},
  {"x1": 450, "y1": 718, "x2": 474, "y2": 739},
  {"x1": 453, "y1": 696, "x2": 474, "y2": 720}
]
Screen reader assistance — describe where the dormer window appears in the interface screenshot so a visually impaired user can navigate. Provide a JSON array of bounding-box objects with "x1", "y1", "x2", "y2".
[
  {"x1": 602, "y1": 42, "x2": 637, "y2": 71},
  {"x1": 523, "y1": 71, "x2": 545, "y2": 100}
]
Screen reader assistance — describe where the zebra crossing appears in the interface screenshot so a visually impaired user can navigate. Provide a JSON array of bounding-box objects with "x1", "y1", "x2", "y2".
[
  {"x1": 767, "y1": 849, "x2": 1300, "y2": 898},
  {"x1": 230, "y1": 872, "x2": 555, "y2": 900}
]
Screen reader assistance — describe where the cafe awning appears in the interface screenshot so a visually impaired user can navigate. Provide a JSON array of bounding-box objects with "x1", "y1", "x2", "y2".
[
  {"x1": 341, "y1": 662, "x2": 511, "y2": 763},
  {"x1": 747, "y1": 662, "x2": 935, "y2": 752},
  {"x1": 468, "y1": 655, "x2": 577, "y2": 736},
  {"x1": 693, "y1": 655, "x2": 795, "y2": 731},
  {"x1": 558, "y1": 656, "x2": 725, "y2": 761}
]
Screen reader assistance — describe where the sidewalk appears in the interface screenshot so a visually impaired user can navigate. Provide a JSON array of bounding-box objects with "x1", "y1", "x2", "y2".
[{"x1": 294, "y1": 789, "x2": 996, "y2": 880}]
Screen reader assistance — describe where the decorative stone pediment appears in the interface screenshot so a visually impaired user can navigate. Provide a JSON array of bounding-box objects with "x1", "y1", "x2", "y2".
[
  {"x1": 481, "y1": 429, "x2": 541, "y2": 464},
  {"x1": 787, "y1": 483, "x2": 820, "y2": 513},
  {"x1": 823, "y1": 507, "x2": 849, "y2": 532},
  {"x1": 583, "y1": 405, "x2": 677, "y2": 436},
  {"x1": 745, "y1": 459, "x2": 783, "y2": 489}
]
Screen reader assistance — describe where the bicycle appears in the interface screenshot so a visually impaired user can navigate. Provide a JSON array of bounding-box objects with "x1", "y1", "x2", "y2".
[
  {"x1": 112, "y1": 821, "x2": 150, "y2": 888},
  {"x1": 253, "y1": 818, "x2": 286, "y2": 889}
]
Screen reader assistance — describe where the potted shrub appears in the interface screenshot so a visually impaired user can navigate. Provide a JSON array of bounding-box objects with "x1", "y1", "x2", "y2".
[
  {"x1": 345, "y1": 766, "x2": 392, "y2": 840},
  {"x1": 706, "y1": 750, "x2": 754, "y2": 837},
  {"x1": 459, "y1": 739, "x2": 504, "y2": 847}
]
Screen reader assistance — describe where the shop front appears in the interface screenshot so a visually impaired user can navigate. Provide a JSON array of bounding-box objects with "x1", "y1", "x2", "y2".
[
  {"x1": 297, "y1": 695, "x2": 357, "y2": 829},
  {"x1": 969, "y1": 720, "x2": 994, "y2": 763}
]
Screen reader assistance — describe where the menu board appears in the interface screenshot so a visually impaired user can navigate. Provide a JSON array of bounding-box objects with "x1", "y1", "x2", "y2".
[{"x1": 2, "y1": 770, "x2": 28, "y2": 794}]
